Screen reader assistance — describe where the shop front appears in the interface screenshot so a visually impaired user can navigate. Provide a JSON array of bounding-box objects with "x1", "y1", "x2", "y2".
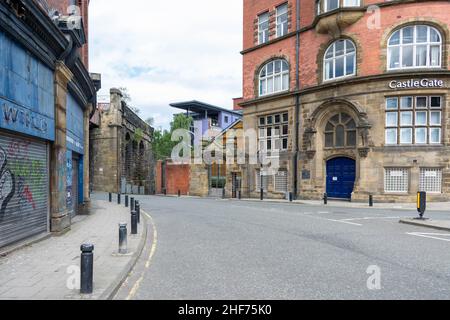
[
  {"x1": 0, "y1": 30, "x2": 55, "y2": 247},
  {"x1": 66, "y1": 94, "x2": 85, "y2": 217}
]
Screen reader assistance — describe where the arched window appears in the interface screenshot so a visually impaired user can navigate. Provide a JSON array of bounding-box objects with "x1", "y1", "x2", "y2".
[
  {"x1": 324, "y1": 39, "x2": 356, "y2": 81},
  {"x1": 388, "y1": 25, "x2": 442, "y2": 70},
  {"x1": 259, "y1": 59, "x2": 289, "y2": 96},
  {"x1": 325, "y1": 113, "x2": 357, "y2": 148}
]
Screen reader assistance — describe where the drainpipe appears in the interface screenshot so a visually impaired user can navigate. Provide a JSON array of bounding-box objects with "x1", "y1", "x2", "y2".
[{"x1": 293, "y1": 0, "x2": 301, "y2": 200}]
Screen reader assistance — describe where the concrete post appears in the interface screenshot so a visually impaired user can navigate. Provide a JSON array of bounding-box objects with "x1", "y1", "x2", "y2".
[{"x1": 50, "y1": 62, "x2": 73, "y2": 234}]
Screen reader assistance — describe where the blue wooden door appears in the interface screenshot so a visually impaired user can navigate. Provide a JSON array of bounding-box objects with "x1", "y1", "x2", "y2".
[{"x1": 326, "y1": 157, "x2": 356, "y2": 199}]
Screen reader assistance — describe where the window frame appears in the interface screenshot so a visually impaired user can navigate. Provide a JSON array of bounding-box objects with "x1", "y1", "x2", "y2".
[
  {"x1": 276, "y1": 3, "x2": 289, "y2": 38},
  {"x1": 385, "y1": 96, "x2": 443, "y2": 145},
  {"x1": 259, "y1": 59, "x2": 290, "y2": 97},
  {"x1": 320, "y1": 0, "x2": 361, "y2": 14},
  {"x1": 258, "y1": 112, "x2": 289, "y2": 153},
  {"x1": 324, "y1": 112, "x2": 357, "y2": 149},
  {"x1": 387, "y1": 25, "x2": 442, "y2": 71},
  {"x1": 323, "y1": 39, "x2": 357, "y2": 81},
  {"x1": 258, "y1": 12, "x2": 270, "y2": 45}
]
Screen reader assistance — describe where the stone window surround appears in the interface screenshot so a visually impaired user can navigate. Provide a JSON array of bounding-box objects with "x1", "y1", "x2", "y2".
[
  {"x1": 380, "y1": 19, "x2": 450, "y2": 73},
  {"x1": 254, "y1": 55, "x2": 292, "y2": 98},
  {"x1": 316, "y1": 34, "x2": 363, "y2": 85},
  {"x1": 253, "y1": 1, "x2": 293, "y2": 46}
]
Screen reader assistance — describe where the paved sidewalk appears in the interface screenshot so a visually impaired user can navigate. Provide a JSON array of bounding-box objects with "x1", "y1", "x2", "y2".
[{"x1": 0, "y1": 199, "x2": 145, "y2": 300}]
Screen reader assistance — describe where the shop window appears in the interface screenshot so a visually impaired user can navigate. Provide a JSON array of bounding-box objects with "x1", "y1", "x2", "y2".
[
  {"x1": 324, "y1": 113, "x2": 357, "y2": 148},
  {"x1": 385, "y1": 168, "x2": 409, "y2": 193},
  {"x1": 259, "y1": 59, "x2": 290, "y2": 96},
  {"x1": 258, "y1": 12, "x2": 270, "y2": 44},
  {"x1": 388, "y1": 25, "x2": 442, "y2": 70},
  {"x1": 385, "y1": 96, "x2": 442, "y2": 145},
  {"x1": 420, "y1": 168, "x2": 442, "y2": 194},
  {"x1": 258, "y1": 112, "x2": 289, "y2": 152},
  {"x1": 324, "y1": 39, "x2": 356, "y2": 81}
]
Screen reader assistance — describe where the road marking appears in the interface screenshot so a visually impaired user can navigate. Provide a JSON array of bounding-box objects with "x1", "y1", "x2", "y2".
[
  {"x1": 125, "y1": 209, "x2": 158, "y2": 300},
  {"x1": 342, "y1": 217, "x2": 401, "y2": 222},
  {"x1": 324, "y1": 219, "x2": 363, "y2": 226},
  {"x1": 407, "y1": 232, "x2": 450, "y2": 242}
]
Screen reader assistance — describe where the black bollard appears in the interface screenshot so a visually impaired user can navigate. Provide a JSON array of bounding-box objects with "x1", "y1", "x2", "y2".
[
  {"x1": 178, "y1": 190, "x2": 181, "y2": 197},
  {"x1": 125, "y1": 195, "x2": 129, "y2": 208},
  {"x1": 163, "y1": 188, "x2": 167, "y2": 196},
  {"x1": 289, "y1": 192, "x2": 293, "y2": 202},
  {"x1": 238, "y1": 190, "x2": 242, "y2": 200},
  {"x1": 119, "y1": 223, "x2": 127, "y2": 254},
  {"x1": 131, "y1": 210, "x2": 138, "y2": 235},
  {"x1": 324, "y1": 193, "x2": 328, "y2": 205},
  {"x1": 117, "y1": 193, "x2": 121, "y2": 205},
  {"x1": 136, "y1": 201, "x2": 141, "y2": 224},
  {"x1": 260, "y1": 188, "x2": 264, "y2": 201},
  {"x1": 80, "y1": 244, "x2": 94, "y2": 294},
  {"x1": 131, "y1": 198, "x2": 135, "y2": 211},
  {"x1": 222, "y1": 188, "x2": 226, "y2": 199},
  {"x1": 369, "y1": 195, "x2": 374, "y2": 207},
  {"x1": 109, "y1": 193, "x2": 112, "y2": 202}
]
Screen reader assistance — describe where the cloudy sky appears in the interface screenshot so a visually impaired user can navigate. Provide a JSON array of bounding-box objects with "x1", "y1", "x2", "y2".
[{"x1": 89, "y1": 0, "x2": 243, "y2": 130}]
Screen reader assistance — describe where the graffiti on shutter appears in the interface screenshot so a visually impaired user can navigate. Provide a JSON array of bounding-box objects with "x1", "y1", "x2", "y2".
[{"x1": 0, "y1": 133, "x2": 49, "y2": 248}]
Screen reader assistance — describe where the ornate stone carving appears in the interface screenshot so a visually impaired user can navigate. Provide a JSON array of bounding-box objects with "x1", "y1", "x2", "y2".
[
  {"x1": 316, "y1": 11, "x2": 365, "y2": 37},
  {"x1": 306, "y1": 150, "x2": 316, "y2": 160},
  {"x1": 358, "y1": 147, "x2": 370, "y2": 158}
]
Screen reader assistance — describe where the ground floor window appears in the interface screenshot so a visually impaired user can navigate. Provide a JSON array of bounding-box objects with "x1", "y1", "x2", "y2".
[
  {"x1": 258, "y1": 112, "x2": 289, "y2": 153},
  {"x1": 274, "y1": 170, "x2": 288, "y2": 193},
  {"x1": 385, "y1": 96, "x2": 443, "y2": 145},
  {"x1": 385, "y1": 168, "x2": 409, "y2": 193},
  {"x1": 420, "y1": 168, "x2": 442, "y2": 194}
]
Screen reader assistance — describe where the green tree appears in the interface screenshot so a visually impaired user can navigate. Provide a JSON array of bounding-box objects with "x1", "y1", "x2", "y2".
[{"x1": 152, "y1": 114, "x2": 193, "y2": 160}]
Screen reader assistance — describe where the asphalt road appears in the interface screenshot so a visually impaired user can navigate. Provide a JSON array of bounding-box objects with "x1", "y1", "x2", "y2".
[{"x1": 112, "y1": 195, "x2": 450, "y2": 300}]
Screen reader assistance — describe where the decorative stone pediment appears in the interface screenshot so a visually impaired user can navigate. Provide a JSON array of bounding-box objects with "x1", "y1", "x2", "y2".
[{"x1": 316, "y1": 11, "x2": 365, "y2": 37}]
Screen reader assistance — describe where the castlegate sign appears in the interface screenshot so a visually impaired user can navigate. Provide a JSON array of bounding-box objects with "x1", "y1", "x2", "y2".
[{"x1": 389, "y1": 79, "x2": 445, "y2": 89}]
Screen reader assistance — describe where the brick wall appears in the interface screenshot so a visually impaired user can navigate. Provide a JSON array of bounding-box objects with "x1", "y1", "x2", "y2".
[
  {"x1": 242, "y1": 0, "x2": 450, "y2": 101},
  {"x1": 155, "y1": 160, "x2": 190, "y2": 195}
]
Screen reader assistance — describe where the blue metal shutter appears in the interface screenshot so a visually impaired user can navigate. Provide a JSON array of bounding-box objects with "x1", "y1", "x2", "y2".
[{"x1": 0, "y1": 132, "x2": 49, "y2": 248}]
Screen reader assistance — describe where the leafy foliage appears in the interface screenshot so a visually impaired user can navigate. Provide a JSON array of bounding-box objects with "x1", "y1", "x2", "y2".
[{"x1": 152, "y1": 114, "x2": 193, "y2": 160}]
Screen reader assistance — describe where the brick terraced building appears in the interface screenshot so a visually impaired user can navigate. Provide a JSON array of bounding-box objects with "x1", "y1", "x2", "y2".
[{"x1": 240, "y1": 0, "x2": 450, "y2": 202}]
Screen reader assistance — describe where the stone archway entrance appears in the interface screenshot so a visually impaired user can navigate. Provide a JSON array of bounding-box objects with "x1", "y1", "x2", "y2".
[{"x1": 326, "y1": 157, "x2": 356, "y2": 199}]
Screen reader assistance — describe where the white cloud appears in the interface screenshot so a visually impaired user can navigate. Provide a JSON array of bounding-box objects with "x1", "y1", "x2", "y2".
[{"x1": 89, "y1": 0, "x2": 243, "y2": 130}]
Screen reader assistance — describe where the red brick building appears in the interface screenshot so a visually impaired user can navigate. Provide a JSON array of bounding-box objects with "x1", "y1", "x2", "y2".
[
  {"x1": 240, "y1": 0, "x2": 450, "y2": 202},
  {"x1": 46, "y1": 0, "x2": 90, "y2": 68}
]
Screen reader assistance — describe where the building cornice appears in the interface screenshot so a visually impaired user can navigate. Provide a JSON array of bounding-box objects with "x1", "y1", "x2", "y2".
[{"x1": 240, "y1": 70, "x2": 450, "y2": 106}]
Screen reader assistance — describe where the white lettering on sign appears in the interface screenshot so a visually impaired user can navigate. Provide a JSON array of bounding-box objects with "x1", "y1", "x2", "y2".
[
  {"x1": 390, "y1": 171, "x2": 404, "y2": 177},
  {"x1": 333, "y1": 177, "x2": 338, "y2": 181},
  {"x1": 389, "y1": 79, "x2": 444, "y2": 89}
]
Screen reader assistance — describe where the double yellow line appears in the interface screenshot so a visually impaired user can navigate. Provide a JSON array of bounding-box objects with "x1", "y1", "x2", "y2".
[{"x1": 126, "y1": 209, "x2": 158, "y2": 300}]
